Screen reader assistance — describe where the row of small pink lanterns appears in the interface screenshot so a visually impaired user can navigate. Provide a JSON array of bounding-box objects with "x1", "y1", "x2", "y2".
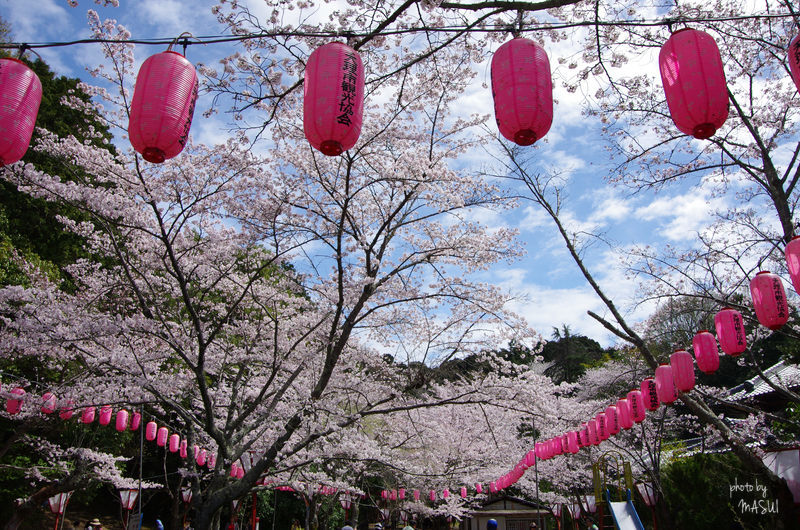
[{"x1": 3, "y1": 27, "x2": 800, "y2": 166}]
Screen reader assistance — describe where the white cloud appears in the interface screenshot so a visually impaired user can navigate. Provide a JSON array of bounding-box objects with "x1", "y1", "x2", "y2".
[{"x1": 634, "y1": 187, "x2": 725, "y2": 241}]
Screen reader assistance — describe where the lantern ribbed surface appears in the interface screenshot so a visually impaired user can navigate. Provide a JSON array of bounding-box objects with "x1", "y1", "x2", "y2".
[
  {"x1": 714, "y1": 307, "x2": 747, "y2": 356},
  {"x1": 98, "y1": 404, "x2": 112, "y2": 426},
  {"x1": 692, "y1": 330, "x2": 720, "y2": 374},
  {"x1": 567, "y1": 431, "x2": 579, "y2": 454},
  {"x1": 750, "y1": 271, "x2": 789, "y2": 330},
  {"x1": 59, "y1": 401, "x2": 74, "y2": 420},
  {"x1": 641, "y1": 378, "x2": 660, "y2": 411},
  {"x1": 659, "y1": 29, "x2": 728, "y2": 139},
  {"x1": 303, "y1": 42, "x2": 364, "y2": 156},
  {"x1": 129, "y1": 51, "x2": 198, "y2": 163},
  {"x1": 116, "y1": 409, "x2": 129, "y2": 432},
  {"x1": 617, "y1": 398, "x2": 633, "y2": 429},
  {"x1": 605, "y1": 405, "x2": 619, "y2": 435},
  {"x1": 596, "y1": 412, "x2": 609, "y2": 440},
  {"x1": 655, "y1": 364, "x2": 678, "y2": 403},
  {"x1": 785, "y1": 236, "x2": 800, "y2": 294},
  {"x1": 491, "y1": 38, "x2": 553, "y2": 146},
  {"x1": 628, "y1": 389, "x2": 646, "y2": 422},
  {"x1": 156, "y1": 426, "x2": 169, "y2": 446},
  {"x1": 6, "y1": 387, "x2": 25, "y2": 414},
  {"x1": 145, "y1": 421, "x2": 157, "y2": 441},
  {"x1": 196, "y1": 448, "x2": 207, "y2": 466},
  {"x1": 0, "y1": 58, "x2": 42, "y2": 166},
  {"x1": 81, "y1": 406, "x2": 96, "y2": 424},
  {"x1": 41, "y1": 392, "x2": 56, "y2": 414},
  {"x1": 587, "y1": 419, "x2": 599, "y2": 445},
  {"x1": 169, "y1": 433, "x2": 180, "y2": 453},
  {"x1": 130, "y1": 411, "x2": 141, "y2": 431},
  {"x1": 670, "y1": 349, "x2": 696, "y2": 392},
  {"x1": 790, "y1": 34, "x2": 800, "y2": 94},
  {"x1": 180, "y1": 439, "x2": 188, "y2": 458}
]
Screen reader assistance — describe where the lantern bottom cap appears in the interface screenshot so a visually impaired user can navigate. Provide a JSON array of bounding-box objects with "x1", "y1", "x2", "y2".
[
  {"x1": 320, "y1": 140, "x2": 344, "y2": 156},
  {"x1": 513, "y1": 129, "x2": 537, "y2": 146},
  {"x1": 691, "y1": 123, "x2": 717, "y2": 140},
  {"x1": 142, "y1": 147, "x2": 167, "y2": 163}
]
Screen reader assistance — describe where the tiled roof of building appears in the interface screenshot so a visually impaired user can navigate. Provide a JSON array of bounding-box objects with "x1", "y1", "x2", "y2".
[{"x1": 727, "y1": 360, "x2": 800, "y2": 401}]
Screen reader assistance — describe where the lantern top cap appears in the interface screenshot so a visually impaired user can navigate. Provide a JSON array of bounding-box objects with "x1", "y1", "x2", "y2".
[
  {"x1": 2, "y1": 57, "x2": 26, "y2": 65},
  {"x1": 756, "y1": 270, "x2": 773, "y2": 275},
  {"x1": 698, "y1": 329, "x2": 710, "y2": 333},
  {"x1": 163, "y1": 50, "x2": 186, "y2": 57},
  {"x1": 673, "y1": 348, "x2": 688, "y2": 352},
  {"x1": 791, "y1": 236, "x2": 800, "y2": 240}
]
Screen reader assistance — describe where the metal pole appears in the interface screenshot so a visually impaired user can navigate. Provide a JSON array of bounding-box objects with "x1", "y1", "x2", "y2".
[
  {"x1": 533, "y1": 414, "x2": 541, "y2": 529},
  {"x1": 136, "y1": 407, "x2": 144, "y2": 530},
  {"x1": 53, "y1": 514, "x2": 60, "y2": 530}
]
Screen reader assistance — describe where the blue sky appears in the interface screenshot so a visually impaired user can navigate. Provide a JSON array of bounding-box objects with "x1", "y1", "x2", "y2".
[{"x1": 0, "y1": 0, "x2": 734, "y2": 347}]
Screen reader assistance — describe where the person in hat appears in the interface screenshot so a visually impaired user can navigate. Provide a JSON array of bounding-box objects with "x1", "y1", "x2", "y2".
[{"x1": 88, "y1": 519, "x2": 104, "y2": 529}]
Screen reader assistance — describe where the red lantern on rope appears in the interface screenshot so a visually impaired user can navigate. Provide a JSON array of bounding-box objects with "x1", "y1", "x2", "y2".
[
  {"x1": 196, "y1": 448, "x2": 207, "y2": 467},
  {"x1": 670, "y1": 349, "x2": 695, "y2": 392},
  {"x1": 567, "y1": 431, "x2": 579, "y2": 454},
  {"x1": 579, "y1": 424, "x2": 589, "y2": 447},
  {"x1": 303, "y1": 42, "x2": 364, "y2": 156},
  {"x1": 785, "y1": 236, "x2": 800, "y2": 293},
  {"x1": 587, "y1": 419, "x2": 599, "y2": 445},
  {"x1": 525, "y1": 449, "x2": 536, "y2": 468},
  {"x1": 59, "y1": 400, "x2": 74, "y2": 421},
  {"x1": 180, "y1": 439, "x2": 188, "y2": 458},
  {"x1": 789, "y1": 34, "x2": 800, "y2": 94},
  {"x1": 659, "y1": 28, "x2": 728, "y2": 139},
  {"x1": 115, "y1": 409, "x2": 129, "y2": 432},
  {"x1": 429, "y1": 489, "x2": 436, "y2": 502},
  {"x1": 627, "y1": 390, "x2": 646, "y2": 423},
  {"x1": 156, "y1": 426, "x2": 168, "y2": 446},
  {"x1": 145, "y1": 421, "x2": 157, "y2": 441},
  {"x1": 617, "y1": 398, "x2": 633, "y2": 430},
  {"x1": 692, "y1": 330, "x2": 719, "y2": 374},
  {"x1": 41, "y1": 392, "x2": 56, "y2": 414},
  {"x1": 443, "y1": 488, "x2": 450, "y2": 499},
  {"x1": 130, "y1": 411, "x2": 141, "y2": 431},
  {"x1": 750, "y1": 271, "x2": 789, "y2": 330},
  {"x1": 81, "y1": 406, "x2": 96, "y2": 424},
  {"x1": 605, "y1": 405, "x2": 620, "y2": 436},
  {"x1": 98, "y1": 405, "x2": 113, "y2": 426},
  {"x1": 460, "y1": 486, "x2": 467, "y2": 498},
  {"x1": 490, "y1": 38, "x2": 553, "y2": 146},
  {"x1": 655, "y1": 364, "x2": 678, "y2": 404},
  {"x1": 0, "y1": 58, "x2": 42, "y2": 165},
  {"x1": 414, "y1": 489, "x2": 421, "y2": 501},
  {"x1": 6, "y1": 387, "x2": 25, "y2": 415},
  {"x1": 714, "y1": 307, "x2": 747, "y2": 356},
  {"x1": 596, "y1": 412, "x2": 609, "y2": 441},
  {"x1": 128, "y1": 47, "x2": 198, "y2": 163},
  {"x1": 399, "y1": 488, "x2": 405, "y2": 500},
  {"x1": 475, "y1": 483, "x2": 483, "y2": 495},
  {"x1": 169, "y1": 433, "x2": 180, "y2": 453},
  {"x1": 641, "y1": 378, "x2": 660, "y2": 411}
]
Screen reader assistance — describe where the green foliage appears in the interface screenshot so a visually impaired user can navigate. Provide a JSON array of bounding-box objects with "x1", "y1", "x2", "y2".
[
  {"x1": 539, "y1": 326, "x2": 605, "y2": 384},
  {"x1": 772, "y1": 402, "x2": 800, "y2": 441}
]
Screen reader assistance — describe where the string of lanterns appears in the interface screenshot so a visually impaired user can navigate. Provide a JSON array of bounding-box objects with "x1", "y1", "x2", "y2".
[{"x1": 1, "y1": 26, "x2": 799, "y2": 165}]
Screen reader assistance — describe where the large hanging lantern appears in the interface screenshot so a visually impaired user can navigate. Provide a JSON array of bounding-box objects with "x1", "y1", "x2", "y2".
[
  {"x1": 180, "y1": 439, "x2": 188, "y2": 458},
  {"x1": 659, "y1": 29, "x2": 728, "y2": 139},
  {"x1": 156, "y1": 426, "x2": 169, "y2": 446},
  {"x1": 567, "y1": 431, "x2": 579, "y2": 454},
  {"x1": 169, "y1": 434, "x2": 180, "y2": 453},
  {"x1": 98, "y1": 405, "x2": 113, "y2": 426},
  {"x1": 714, "y1": 307, "x2": 747, "y2": 356},
  {"x1": 579, "y1": 426, "x2": 590, "y2": 447},
  {"x1": 81, "y1": 406, "x2": 96, "y2": 424},
  {"x1": 6, "y1": 387, "x2": 25, "y2": 415},
  {"x1": 0, "y1": 58, "x2": 42, "y2": 166},
  {"x1": 128, "y1": 48, "x2": 198, "y2": 163},
  {"x1": 59, "y1": 400, "x2": 74, "y2": 421},
  {"x1": 692, "y1": 330, "x2": 719, "y2": 374},
  {"x1": 145, "y1": 421, "x2": 157, "y2": 441},
  {"x1": 789, "y1": 34, "x2": 800, "y2": 94},
  {"x1": 130, "y1": 411, "x2": 141, "y2": 431},
  {"x1": 196, "y1": 448, "x2": 207, "y2": 467},
  {"x1": 605, "y1": 406, "x2": 620, "y2": 436},
  {"x1": 41, "y1": 392, "x2": 56, "y2": 414},
  {"x1": 207, "y1": 452, "x2": 216, "y2": 469},
  {"x1": 641, "y1": 378, "x2": 660, "y2": 411},
  {"x1": 670, "y1": 349, "x2": 695, "y2": 392},
  {"x1": 115, "y1": 409, "x2": 129, "y2": 432},
  {"x1": 303, "y1": 42, "x2": 364, "y2": 156},
  {"x1": 655, "y1": 364, "x2": 678, "y2": 404},
  {"x1": 617, "y1": 398, "x2": 633, "y2": 430},
  {"x1": 785, "y1": 236, "x2": 800, "y2": 293},
  {"x1": 490, "y1": 38, "x2": 553, "y2": 146},
  {"x1": 587, "y1": 419, "x2": 599, "y2": 445},
  {"x1": 750, "y1": 271, "x2": 789, "y2": 330},
  {"x1": 596, "y1": 412, "x2": 609, "y2": 441},
  {"x1": 627, "y1": 389, "x2": 646, "y2": 422}
]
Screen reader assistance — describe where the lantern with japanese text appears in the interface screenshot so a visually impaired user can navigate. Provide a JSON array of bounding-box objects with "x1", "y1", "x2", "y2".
[
  {"x1": 605, "y1": 405, "x2": 620, "y2": 435},
  {"x1": 789, "y1": 34, "x2": 800, "y2": 94},
  {"x1": 98, "y1": 405, "x2": 112, "y2": 426},
  {"x1": 130, "y1": 411, "x2": 141, "y2": 431},
  {"x1": 115, "y1": 409, "x2": 129, "y2": 432},
  {"x1": 579, "y1": 426, "x2": 589, "y2": 447},
  {"x1": 628, "y1": 389, "x2": 645, "y2": 422},
  {"x1": 714, "y1": 307, "x2": 747, "y2": 356},
  {"x1": 659, "y1": 29, "x2": 728, "y2": 139},
  {"x1": 617, "y1": 398, "x2": 633, "y2": 430},
  {"x1": 567, "y1": 431, "x2": 579, "y2": 454},
  {"x1": 303, "y1": 42, "x2": 364, "y2": 156},
  {"x1": 587, "y1": 419, "x2": 599, "y2": 445},
  {"x1": 596, "y1": 412, "x2": 609, "y2": 440},
  {"x1": 169, "y1": 433, "x2": 180, "y2": 453},
  {"x1": 156, "y1": 426, "x2": 168, "y2": 446},
  {"x1": 41, "y1": 392, "x2": 56, "y2": 414},
  {"x1": 145, "y1": 421, "x2": 157, "y2": 441},
  {"x1": 128, "y1": 49, "x2": 198, "y2": 163},
  {"x1": 692, "y1": 330, "x2": 719, "y2": 374},
  {"x1": 670, "y1": 349, "x2": 695, "y2": 392},
  {"x1": 6, "y1": 387, "x2": 25, "y2": 415},
  {"x1": 0, "y1": 58, "x2": 42, "y2": 165},
  {"x1": 641, "y1": 378, "x2": 660, "y2": 411},
  {"x1": 491, "y1": 38, "x2": 553, "y2": 146},
  {"x1": 750, "y1": 271, "x2": 789, "y2": 330},
  {"x1": 655, "y1": 364, "x2": 678, "y2": 404}
]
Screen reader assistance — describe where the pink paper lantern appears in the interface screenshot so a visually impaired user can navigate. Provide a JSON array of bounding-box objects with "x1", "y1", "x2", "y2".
[
  {"x1": 587, "y1": 419, "x2": 599, "y2": 445},
  {"x1": 692, "y1": 330, "x2": 720, "y2": 374},
  {"x1": 303, "y1": 42, "x2": 364, "y2": 156},
  {"x1": 413, "y1": 489, "x2": 421, "y2": 501},
  {"x1": 196, "y1": 448, "x2": 207, "y2": 467},
  {"x1": 627, "y1": 390, "x2": 646, "y2": 423},
  {"x1": 179, "y1": 439, "x2": 188, "y2": 458},
  {"x1": 41, "y1": 392, "x2": 56, "y2": 414},
  {"x1": 115, "y1": 409, "x2": 129, "y2": 432},
  {"x1": 207, "y1": 453, "x2": 216, "y2": 468},
  {"x1": 617, "y1": 398, "x2": 633, "y2": 430},
  {"x1": 715, "y1": 307, "x2": 747, "y2": 356},
  {"x1": 605, "y1": 406, "x2": 620, "y2": 436},
  {"x1": 81, "y1": 406, "x2": 96, "y2": 424},
  {"x1": 443, "y1": 488, "x2": 450, "y2": 499},
  {"x1": 6, "y1": 387, "x2": 25, "y2": 415},
  {"x1": 596, "y1": 412, "x2": 609, "y2": 441},
  {"x1": 525, "y1": 449, "x2": 536, "y2": 467},
  {"x1": 659, "y1": 28, "x2": 728, "y2": 139},
  {"x1": 670, "y1": 349, "x2": 695, "y2": 392},
  {"x1": 128, "y1": 50, "x2": 198, "y2": 163},
  {"x1": 399, "y1": 488, "x2": 405, "y2": 500},
  {"x1": 552, "y1": 437, "x2": 563, "y2": 456},
  {"x1": 567, "y1": 431, "x2": 579, "y2": 454},
  {"x1": 750, "y1": 271, "x2": 789, "y2": 330},
  {"x1": 169, "y1": 433, "x2": 180, "y2": 453},
  {"x1": 381, "y1": 490, "x2": 388, "y2": 500},
  {"x1": 579, "y1": 425, "x2": 589, "y2": 447},
  {"x1": 0, "y1": 58, "x2": 42, "y2": 165},
  {"x1": 98, "y1": 405, "x2": 113, "y2": 426},
  {"x1": 789, "y1": 34, "x2": 800, "y2": 94},
  {"x1": 641, "y1": 378, "x2": 660, "y2": 411},
  {"x1": 390, "y1": 489, "x2": 397, "y2": 501},
  {"x1": 460, "y1": 486, "x2": 467, "y2": 498},
  {"x1": 655, "y1": 364, "x2": 678, "y2": 404},
  {"x1": 156, "y1": 426, "x2": 169, "y2": 446},
  {"x1": 429, "y1": 489, "x2": 436, "y2": 501},
  {"x1": 145, "y1": 421, "x2": 157, "y2": 441},
  {"x1": 475, "y1": 483, "x2": 482, "y2": 495},
  {"x1": 130, "y1": 411, "x2": 141, "y2": 431},
  {"x1": 490, "y1": 38, "x2": 553, "y2": 146},
  {"x1": 230, "y1": 462, "x2": 240, "y2": 478},
  {"x1": 59, "y1": 400, "x2": 74, "y2": 421},
  {"x1": 785, "y1": 236, "x2": 800, "y2": 293}
]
